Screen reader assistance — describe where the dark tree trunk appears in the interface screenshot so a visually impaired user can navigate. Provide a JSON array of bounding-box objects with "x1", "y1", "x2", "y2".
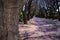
[
  {"x1": 22, "y1": 10, "x2": 27, "y2": 24},
  {"x1": 0, "y1": 0, "x2": 4, "y2": 40},
  {"x1": 27, "y1": 0, "x2": 32, "y2": 20}
]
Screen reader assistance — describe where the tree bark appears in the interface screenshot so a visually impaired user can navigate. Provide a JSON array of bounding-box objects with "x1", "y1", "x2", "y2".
[
  {"x1": 0, "y1": 0, "x2": 4, "y2": 40},
  {"x1": 27, "y1": 0, "x2": 32, "y2": 20},
  {"x1": 0, "y1": 0, "x2": 20, "y2": 40}
]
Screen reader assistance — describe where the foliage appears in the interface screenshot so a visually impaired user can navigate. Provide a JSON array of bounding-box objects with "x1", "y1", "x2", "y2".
[{"x1": 19, "y1": 12, "x2": 23, "y2": 22}]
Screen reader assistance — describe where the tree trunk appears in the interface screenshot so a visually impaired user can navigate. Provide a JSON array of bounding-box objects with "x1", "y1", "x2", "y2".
[
  {"x1": 0, "y1": 0, "x2": 20, "y2": 40},
  {"x1": 27, "y1": 0, "x2": 32, "y2": 20},
  {"x1": 22, "y1": 4, "x2": 27, "y2": 24},
  {"x1": 0, "y1": 0, "x2": 4, "y2": 40}
]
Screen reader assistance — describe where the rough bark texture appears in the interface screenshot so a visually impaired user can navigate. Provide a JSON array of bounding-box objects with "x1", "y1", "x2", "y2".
[{"x1": 0, "y1": 0, "x2": 20, "y2": 40}]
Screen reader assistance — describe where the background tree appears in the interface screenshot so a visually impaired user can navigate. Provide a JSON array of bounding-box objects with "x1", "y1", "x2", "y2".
[{"x1": 26, "y1": 0, "x2": 33, "y2": 20}]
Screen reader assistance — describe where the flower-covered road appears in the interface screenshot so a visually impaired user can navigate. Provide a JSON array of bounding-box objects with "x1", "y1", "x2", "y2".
[{"x1": 18, "y1": 17, "x2": 60, "y2": 40}]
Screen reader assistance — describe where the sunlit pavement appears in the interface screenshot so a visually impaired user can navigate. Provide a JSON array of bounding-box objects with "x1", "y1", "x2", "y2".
[{"x1": 18, "y1": 17, "x2": 60, "y2": 40}]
